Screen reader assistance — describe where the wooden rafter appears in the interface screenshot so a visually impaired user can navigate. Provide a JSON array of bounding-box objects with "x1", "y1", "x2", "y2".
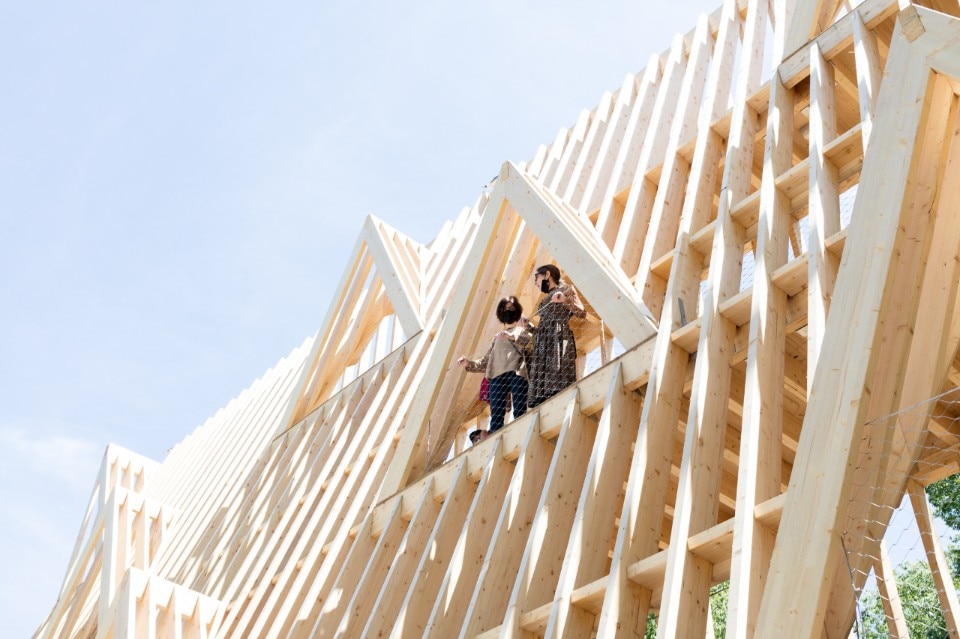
[
  {"x1": 757, "y1": 10, "x2": 960, "y2": 636},
  {"x1": 500, "y1": 162, "x2": 658, "y2": 348},
  {"x1": 362, "y1": 215, "x2": 424, "y2": 337}
]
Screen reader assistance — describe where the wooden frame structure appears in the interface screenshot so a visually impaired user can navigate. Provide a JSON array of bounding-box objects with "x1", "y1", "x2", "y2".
[{"x1": 37, "y1": 1, "x2": 960, "y2": 637}]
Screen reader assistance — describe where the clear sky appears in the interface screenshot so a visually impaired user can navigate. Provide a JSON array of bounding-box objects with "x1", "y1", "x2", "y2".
[
  {"x1": 0, "y1": 2, "x2": 717, "y2": 632},
  {"x1": 6, "y1": 1, "x2": 944, "y2": 636}
]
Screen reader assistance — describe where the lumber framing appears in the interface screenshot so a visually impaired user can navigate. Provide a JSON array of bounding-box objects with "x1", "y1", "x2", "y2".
[{"x1": 37, "y1": 1, "x2": 960, "y2": 638}]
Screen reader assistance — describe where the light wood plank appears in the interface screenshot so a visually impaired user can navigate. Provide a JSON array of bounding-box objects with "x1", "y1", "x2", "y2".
[
  {"x1": 501, "y1": 162, "x2": 658, "y2": 348},
  {"x1": 754, "y1": 23, "x2": 944, "y2": 637},
  {"x1": 499, "y1": 394, "x2": 596, "y2": 637},
  {"x1": 907, "y1": 479, "x2": 960, "y2": 636},
  {"x1": 727, "y1": 62, "x2": 793, "y2": 639}
]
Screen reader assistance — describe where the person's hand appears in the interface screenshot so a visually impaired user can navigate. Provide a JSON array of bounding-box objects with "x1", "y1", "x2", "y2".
[
  {"x1": 457, "y1": 356, "x2": 468, "y2": 366},
  {"x1": 551, "y1": 291, "x2": 566, "y2": 304},
  {"x1": 496, "y1": 330, "x2": 509, "y2": 340},
  {"x1": 519, "y1": 316, "x2": 530, "y2": 328}
]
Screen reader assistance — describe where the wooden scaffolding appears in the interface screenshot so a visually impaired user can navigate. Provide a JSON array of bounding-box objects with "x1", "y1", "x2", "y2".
[{"x1": 36, "y1": 0, "x2": 960, "y2": 637}]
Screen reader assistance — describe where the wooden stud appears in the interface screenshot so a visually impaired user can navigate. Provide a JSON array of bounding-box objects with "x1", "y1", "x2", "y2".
[
  {"x1": 907, "y1": 479, "x2": 960, "y2": 635},
  {"x1": 362, "y1": 459, "x2": 475, "y2": 638},
  {"x1": 423, "y1": 440, "x2": 517, "y2": 638},
  {"x1": 498, "y1": 394, "x2": 597, "y2": 637},
  {"x1": 634, "y1": 14, "x2": 716, "y2": 310},
  {"x1": 544, "y1": 364, "x2": 643, "y2": 638},
  {"x1": 755, "y1": 22, "x2": 946, "y2": 637},
  {"x1": 727, "y1": 56, "x2": 794, "y2": 639},
  {"x1": 874, "y1": 540, "x2": 911, "y2": 638},
  {"x1": 458, "y1": 416, "x2": 556, "y2": 637}
]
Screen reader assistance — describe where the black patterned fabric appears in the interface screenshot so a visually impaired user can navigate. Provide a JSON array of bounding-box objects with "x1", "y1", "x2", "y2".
[{"x1": 529, "y1": 283, "x2": 585, "y2": 406}]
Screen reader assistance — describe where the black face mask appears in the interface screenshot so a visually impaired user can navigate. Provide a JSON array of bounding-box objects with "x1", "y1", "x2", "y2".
[{"x1": 540, "y1": 278, "x2": 551, "y2": 294}]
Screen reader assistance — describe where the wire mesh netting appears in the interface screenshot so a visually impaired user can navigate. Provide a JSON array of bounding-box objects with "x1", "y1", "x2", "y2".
[
  {"x1": 840, "y1": 386, "x2": 960, "y2": 639},
  {"x1": 444, "y1": 288, "x2": 625, "y2": 460}
]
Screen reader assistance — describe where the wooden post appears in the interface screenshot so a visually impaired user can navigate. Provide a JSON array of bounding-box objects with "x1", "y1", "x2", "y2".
[
  {"x1": 907, "y1": 479, "x2": 960, "y2": 637},
  {"x1": 727, "y1": 56, "x2": 794, "y2": 639},
  {"x1": 754, "y1": 21, "x2": 944, "y2": 637},
  {"x1": 874, "y1": 540, "x2": 911, "y2": 638}
]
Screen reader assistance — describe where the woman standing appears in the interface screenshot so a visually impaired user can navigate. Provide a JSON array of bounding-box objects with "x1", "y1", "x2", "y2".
[
  {"x1": 528, "y1": 264, "x2": 586, "y2": 407},
  {"x1": 458, "y1": 297, "x2": 533, "y2": 434}
]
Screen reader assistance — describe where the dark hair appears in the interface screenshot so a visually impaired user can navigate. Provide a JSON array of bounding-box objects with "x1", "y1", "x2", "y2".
[
  {"x1": 535, "y1": 264, "x2": 561, "y2": 283},
  {"x1": 496, "y1": 296, "x2": 523, "y2": 324}
]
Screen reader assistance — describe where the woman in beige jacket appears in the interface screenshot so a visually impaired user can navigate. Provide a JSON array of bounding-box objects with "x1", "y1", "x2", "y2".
[{"x1": 458, "y1": 296, "x2": 533, "y2": 435}]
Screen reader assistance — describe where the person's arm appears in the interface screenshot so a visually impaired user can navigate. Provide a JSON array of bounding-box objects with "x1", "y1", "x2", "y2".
[
  {"x1": 517, "y1": 328, "x2": 534, "y2": 360},
  {"x1": 551, "y1": 285, "x2": 587, "y2": 319},
  {"x1": 512, "y1": 327, "x2": 532, "y2": 348},
  {"x1": 457, "y1": 343, "x2": 491, "y2": 373},
  {"x1": 519, "y1": 315, "x2": 536, "y2": 333},
  {"x1": 566, "y1": 286, "x2": 587, "y2": 318}
]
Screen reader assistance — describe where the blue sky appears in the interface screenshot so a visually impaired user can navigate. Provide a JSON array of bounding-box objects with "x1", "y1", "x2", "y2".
[{"x1": 0, "y1": 0, "x2": 752, "y2": 634}]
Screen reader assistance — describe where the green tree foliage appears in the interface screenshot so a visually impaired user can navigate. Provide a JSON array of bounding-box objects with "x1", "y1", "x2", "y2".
[
  {"x1": 645, "y1": 612, "x2": 657, "y2": 639},
  {"x1": 926, "y1": 474, "x2": 960, "y2": 531},
  {"x1": 860, "y1": 537, "x2": 960, "y2": 639},
  {"x1": 949, "y1": 542, "x2": 960, "y2": 583},
  {"x1": 710, "y1": 581, "x2": 729, "y2": 638},
  {"x1": 858, "y1": 559, "x2": 950, "y2": 639},
  {"x1": 855, "y1": 472, "x2": 960, "y2": 638},
  {"x1": 641, "y1": 581, "x2": 728, "y2": 639}
]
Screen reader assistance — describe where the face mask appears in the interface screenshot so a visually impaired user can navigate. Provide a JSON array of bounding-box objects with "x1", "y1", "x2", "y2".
[{"x1": 540, "y1": 278, "x2": 551, "y2": 294}]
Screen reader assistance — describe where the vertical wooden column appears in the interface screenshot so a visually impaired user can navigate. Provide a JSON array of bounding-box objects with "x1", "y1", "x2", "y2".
[
  {"x1": 537, "y1": 127, "x2": 571, "y2": 188},
  {"x1": 603, "y1": 35, "x2": 689, "y2": 268},
  {"x1": 907, "y1": 479, "x2": 960, "y2": 637},
  {"x1": 806, "y1": 43, "x2": 841, "y2": 385},
  {"x1": 852, "y1": 10, "x2": 884, "y2": 147},
  {"x1": 656, "y1": 0, "x2": 770, "y2": 634},
  {"x1": 874, "y1": 540, "x2": 910, "y2": 638},
  {"x1": 420, "y1": 441, "x2": 520, "y2": 637},
  {"x1": 592, "y1": 242, "x2": 702, "y2": 637},
  {"x1": 544, "y1": 364, "x2": 643, "y2": 639},
  {"x1": 99, "y1": 490, "x2": 122, "y2": 632},
  {"x1": 365, "y1": 460, "x2": 477, "y2": 638},
  {"x1": 594, "y1": 56, "x2": 664, "y2": 248},
  {"x1": 727, "y1": 65, "x2": 794, "y2": 639},
  {"x1": 769, "y1": 0, "x2": 792, "y2": 68},
  {"x1": 548, "y1": 109, "x2": 592, "y2": 195},
  {"x1": 303, "y1": 501, "x2": 401, "y2": 637},
  {"x1": 578, "y1": 73, "x2": 640, "y2": 216},
  {"x1": 755, "y1": 23, "x2": 943, "y2": 638},
  {"x1": 498, "y1": 395, "x2": 596, "y2": 637},
  {"x1": 563, "y1": 92, "x2": 614, "y2": 207},
  {"x1": 595, "y1": 331, "x2": 689, "y2": 634},
  {"x1": 110, "y1": 571, "x2": 138, "y2": 639},
  {"x1": 133, "y1": 500, "x2": 148, "y2": 571},
  {"x1": 633, "y1": 14, "x2": 715, "y2": 316},
  {"x1": 336, "y1": 483, "x2": 443, "y2": 637},
  {"x1": 458, "y1": 416, "x2": 558, "y2": 638}
]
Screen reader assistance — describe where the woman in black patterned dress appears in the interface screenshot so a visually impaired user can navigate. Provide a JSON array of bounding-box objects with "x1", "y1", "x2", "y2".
[{"x1": 527, "y1": 264, "x2": 586, "y2": 407}]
